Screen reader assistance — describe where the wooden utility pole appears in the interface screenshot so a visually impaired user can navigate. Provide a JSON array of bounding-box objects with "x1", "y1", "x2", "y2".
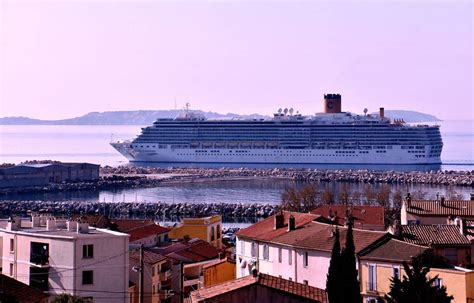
[{"x1": 139, "y1": 244, "x2": 144, "y2": 303}]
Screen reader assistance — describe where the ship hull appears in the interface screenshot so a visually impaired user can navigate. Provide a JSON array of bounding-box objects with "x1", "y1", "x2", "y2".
[{"x1": 111, "y1": 143, "x2": 441, "y2": 165}]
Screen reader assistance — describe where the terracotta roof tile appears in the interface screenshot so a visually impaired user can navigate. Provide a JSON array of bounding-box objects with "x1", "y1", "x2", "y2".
[
  {"x1": 235, "y1": 211, "x2": 320, "y2": 241},
  {"x1": 71, "y1": 214, "x2": 110, "y2": 228},
  {"x1": 237, "y1": 211, "x2": 388, "y2": 254},
  {"x1": 130, "y1": 249, "x2": 167, "y2": 265},
  {"x1": 405, "y1": 200, "x2": 474, "y2": 218},
  {"x1": 360, "y1": 237, "x2": 428, "y2": 262},
  {"x1": 311, "y1": 205, "x2": 385, "y2": 229},
  {"x1": 399, "y1": 225, "x2": 471, "y2": 246},
  {"x1": 152, "y1": 239, "x2": 220, "y2": 263},
  {"x1": 190, "y1": 273, "x2": 327, "y2": 302},
  {"x1": 0, "y1": 274, "x2": 49, "y2": 303},
  {"x1": 111, "y1": 219, "x2": 155, "y2": 232},
  {"x1": 128, "y1": 224, "x2": 170, "y2": 242}
]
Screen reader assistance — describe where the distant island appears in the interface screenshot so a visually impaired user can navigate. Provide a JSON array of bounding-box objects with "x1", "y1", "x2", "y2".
[{"x1": 0, "y1": 109, "x2": 440, "y2": 125}]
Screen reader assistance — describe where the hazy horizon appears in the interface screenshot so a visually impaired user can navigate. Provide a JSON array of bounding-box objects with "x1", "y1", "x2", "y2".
[{"x1": 1, "y1": 0, "x2": 472, "y2": 120}]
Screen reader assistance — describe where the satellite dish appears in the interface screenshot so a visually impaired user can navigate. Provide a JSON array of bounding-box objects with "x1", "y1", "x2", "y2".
[
  {"x1": 289, "y1": 108, "x2": 294, "y2": 115},
  {"x1": 363, "y1": 108, "x2": 368, "y2": 115},
  {"x1": 278, "y1": 108, "x2": 282, "y2": 114},
  {"x1": 284, "y1": 108, "x2": 288, "y2": 115}
]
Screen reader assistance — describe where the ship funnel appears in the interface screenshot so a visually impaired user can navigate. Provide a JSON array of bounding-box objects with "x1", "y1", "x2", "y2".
[{"x1": 324, "y1": 94, "x2": 342, "y2": 113}]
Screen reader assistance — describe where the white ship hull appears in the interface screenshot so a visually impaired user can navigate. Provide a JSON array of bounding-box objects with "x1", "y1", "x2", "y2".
[{"x1": 111, "y1": 143, "x2": 441, "y2": 165}]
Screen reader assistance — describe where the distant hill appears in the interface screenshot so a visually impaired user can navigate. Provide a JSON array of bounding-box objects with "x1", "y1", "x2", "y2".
[
  {"x1": 0, "y1": 110, "x2": 268, "y2": 125},
  {"x1": 370, "y1": 110, "x2": 441, "y2": 122},
  {"x1": 0, "y1": 109, "x2": 440, "y2": 125}
]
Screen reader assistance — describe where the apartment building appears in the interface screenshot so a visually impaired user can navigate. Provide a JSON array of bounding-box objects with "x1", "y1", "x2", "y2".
[
  {"x1": 235, "y1": 211, "x2": 388, "y2": 289},
  {"x1": 169, "y1": 215, "x2": 222, "y2": 248},
  {"x1": 0, "y1": 215, "x2": 129, "y2": 303},
  {"x1": 359, "y1": 237, "x2": 474, "y2": 303}
]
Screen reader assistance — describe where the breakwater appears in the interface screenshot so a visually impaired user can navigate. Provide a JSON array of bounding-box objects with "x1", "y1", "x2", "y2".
[
  {"x1": 0, "y1": 201, "x2": 278, "y2": 222},
  {"x1": 101, "y1": 166, "x2": 474, "y2": 186}
]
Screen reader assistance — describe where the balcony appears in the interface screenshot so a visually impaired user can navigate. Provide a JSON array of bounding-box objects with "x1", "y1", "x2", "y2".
[
  {"x1": 30, "y1": 242, "x2": 49, "y2": 267},
  {"x1": 159, "y1": 269, "x2": 172, "y2": 281},
  {"x1": 183, "y1": 275, "x2": 200, "y2": 287}
]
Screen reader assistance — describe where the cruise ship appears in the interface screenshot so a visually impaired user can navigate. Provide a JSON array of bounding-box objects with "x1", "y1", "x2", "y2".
[{"x1": 111, "y1": 94, "x2": 442, "y2": 164}]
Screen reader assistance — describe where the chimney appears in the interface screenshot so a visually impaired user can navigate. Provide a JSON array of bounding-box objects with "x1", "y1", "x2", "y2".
[
  {"x1": 454, "y1": 217, "x2": 465, "y2": 235},
  {"x1": 391, "y1": 219, "x2": 402, "y2": 237},
  {"x1": 67, "y1": 220, "x2": 78, "y2": 231},
  {"x1": 405, "y1": 192, "x2": 412, "y2": 207},
  {"x1": 32, "y1": 215, "x2": 41, "y2": 227},
  {"x1": 46, "y1": 218, "x2": 56, "y2": 231},
  {"x1": 274, "y1": 211, "x2": 284, "y2": 230},
  {"x1": 77, "y1": 222, "x2": 89, "y2": 234},
  {"x1": 440, "y1": 196, "x2": 445, "y2": 207},
  {"x1": 6, "y1": 216, "x2": 21, "y2": 231},
  {"x1": 379, "y1": 107, "x2": 385, "y2": 119},
  {"x1": 288, "y1": 215, "x2": 296, "y2": 231}
]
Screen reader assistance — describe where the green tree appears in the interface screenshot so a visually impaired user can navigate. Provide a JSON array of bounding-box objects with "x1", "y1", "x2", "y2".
[
  {"x1": 326, "y1": 228, "x2": 342, "y2": 303},
  {"x1": 340, "y1": 219, "x2": 362, "y2": 303},
  {"x1": 385, "y1": 251, "x2": 453, "y2": 303}
]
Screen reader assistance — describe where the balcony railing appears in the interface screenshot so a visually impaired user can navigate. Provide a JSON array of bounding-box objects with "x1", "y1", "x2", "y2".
[
  {"x1": 30, "y1": 253, "x2": 49, "y2": 267},
  {"x1": 159, "y1": 269, "x2": 172, "y2": 281}
]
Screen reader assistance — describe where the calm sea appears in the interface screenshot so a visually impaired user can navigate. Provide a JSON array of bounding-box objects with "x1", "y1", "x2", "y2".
[{"x1": 0, "y1": 121, "x2": 472, "y2": 203}]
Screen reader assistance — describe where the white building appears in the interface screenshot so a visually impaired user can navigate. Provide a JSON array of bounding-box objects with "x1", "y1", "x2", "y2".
[
  {"x1": 235, "y1": 211, "x2": 388, "y2": 289},
  {"x1": 0, "y1": 215, "x2": 129, "y2": 303}
]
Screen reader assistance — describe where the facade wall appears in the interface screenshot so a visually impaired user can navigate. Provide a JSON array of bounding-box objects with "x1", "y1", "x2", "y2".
[
  {"x1": 129, "y1": 259, "x2": 164, "y2": 303},
  {"x1": 0, "y1": 228, "x2": 129, "y2": 303},
  {"x1": 203, "y1": 261, "x2": 236, "y2": 287},
  {"x1": 360, "y1": 259, "x2": 474, "y2": 303},
  {"x1": 236, "y1": 238, "x2": 331, "y2": 289},
  {"x1": 170, "y1": 216, "x2": 222, "y2": 248}
]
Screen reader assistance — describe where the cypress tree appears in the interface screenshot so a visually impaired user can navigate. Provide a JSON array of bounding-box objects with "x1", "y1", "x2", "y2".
[
  {"x1": 341, "y1": 219, "x2": 362, "y2": 303},
  {"x1": 326, "y1": 228, "x2": 342, "y2": 303}
]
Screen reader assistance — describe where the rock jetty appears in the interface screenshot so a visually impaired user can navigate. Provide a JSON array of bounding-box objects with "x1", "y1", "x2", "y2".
[
  {"x1": 101, "y1": 166, "x2": 474, "y2": 187},
  {"x1": 0, "y1": 200, "x2": 277, "y2": 222}
]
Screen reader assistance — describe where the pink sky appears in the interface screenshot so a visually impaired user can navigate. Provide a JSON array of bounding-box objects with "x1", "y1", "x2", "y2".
[{"x1": 0, "y1": 0, "x2": 472, "y2": 120}]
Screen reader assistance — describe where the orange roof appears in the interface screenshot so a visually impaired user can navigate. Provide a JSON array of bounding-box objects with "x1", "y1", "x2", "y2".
[
  {"x1": 237, "y1": 211, "x2": 388, "y2": 253},
  {"x1": 236, "y1": 211, "x2": 319, "y2": 241},
  {"x1": 130, "y1": 249, "x2": 167, "y2": 265},
  {"x1": 71, "y1": 214, "x2": 110, "y2": 228},
  {"x1": 0, "y1": 274, "x2": 49, "y2": 303},
  {"x1": 191, "y1": 273, "x2": 327, "y2": 302},
  {"x1": 111, "y1": 219, "x2": 155, "y2": 232},
  {"x1": 405, "y1": 200, "x2": 474, "y2": 218},
  {"x1": 311, "y1": 205, "x2": 385, "y2": 229},
  {"x1": 359, "y1": 238, "x2": 428, "y2": 263},
  {"x1": 399, "y1": 225, "x2": 471, "y2": 246},
  {"x1": 128, "y1": 224, "x2": 170, "y2": 242}
]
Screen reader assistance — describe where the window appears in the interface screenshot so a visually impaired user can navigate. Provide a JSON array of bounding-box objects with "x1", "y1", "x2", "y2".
[
  {"x1": 368, "y1": 264, "x2": 376, "y2": 291},
  {"x1": 9, "y1": 239, "x2": 14, "y2": 252},
  {"x1": 278, "y1": 248, "x2": 282, "y2": 263},
  {"x1": 82, "y1": 270, "x2": 93, "y2": 285},
  {"x1": 152, "y1": 284, "x2": 156, "y2": 294},
  {"x1": 9, "y1": 263, "x2": 13, "y2": 276},
  {"x1": 83, "y1": 244, "x2": 94, "y2": 259},
  {"x1": 303, "y1": 252, "x2": 309, "y2": 267},
  {"x1": 263, "y1": 245, "x2": 269, "y2": 261},
  {"x1": 210, "y1": 226, "x2": 215, "y2": 241},
  {"x1": 152, "y1": 265, "x2": 155, "y2": 277},
  {"x1": 392, "y1": 266, "x2": 400, "y2": 280},
  {"x1": 240, "y1": 241, "x2": 245, "y2": 255},
  {"x1": 217, "y1": 224, "x2": 221, "y2": 239},
  {"x1": 251, "y1": 242, "x2": 257, "y2": 258},
  {"x1": 288, "y1": 250, "x2": 292, "y2": 265}
]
